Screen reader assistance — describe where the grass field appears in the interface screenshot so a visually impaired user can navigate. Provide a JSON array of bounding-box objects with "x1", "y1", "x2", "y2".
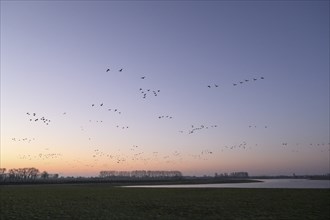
[{"x1": 0, "y1": 184, "x2": 329, "y2": 219}]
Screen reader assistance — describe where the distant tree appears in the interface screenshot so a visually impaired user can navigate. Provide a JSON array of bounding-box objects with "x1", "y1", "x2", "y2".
[
  {"x1": 0, "y1": 168, "x2": 6, "y2": 180},
  {"x1": 41, "y1": 171, "x2": 49, "y2": 179},
  {"x1": 7, "y1": 167, "x2": 39, "y2": 181},
  {"x1": 8, "y1": 168, "x2": 19, "y2": 180},
  {"x1": 27, "y1": 167, "x2": 39, "y2": 179},
  {"x1": 17, "y1": 168, "x2": 26, "y2": 179},
  {"x1": 230, "y1": 172, "x2": 249, "y2": 178}
]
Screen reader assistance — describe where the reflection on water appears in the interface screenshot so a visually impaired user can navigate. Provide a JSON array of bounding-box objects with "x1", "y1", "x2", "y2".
[{"x1": 125, "y1": 179, "x2": 330, "y2": 189}]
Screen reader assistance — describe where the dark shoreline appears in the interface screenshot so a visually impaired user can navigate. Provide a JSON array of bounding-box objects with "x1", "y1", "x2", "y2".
[
  {"x1": 0, "y1": 178, "x2": 262, "y2": 186},
  {"x1": 2, "y1": 175, "x2": 329, "y2": 186}
]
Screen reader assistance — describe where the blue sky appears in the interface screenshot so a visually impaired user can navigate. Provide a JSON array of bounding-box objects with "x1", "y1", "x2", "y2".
[{"x1": 1, "y1": 0, "x2": 329, "y2": 177}]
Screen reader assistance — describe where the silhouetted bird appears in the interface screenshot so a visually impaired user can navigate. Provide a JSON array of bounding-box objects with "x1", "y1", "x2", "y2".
[
  {"x1": 208, "y1": 85, "x2": 211, "y2": 88},
  {"x1": 141, "y1": 76, "x2": 145, "y2": 79},
  {"x1": 106, "y1": 68, "x2": 110, "y2": 72},
  {"x1": 215, "y1": 84, "x2": 219, "y2": 87},
  {"x1": 119, "y1": 69, "x2": 123, "y2": 72},
  {"x1": 233, "y1": 83, "x2": 237, "y2": 86},
  {"x1": 260, "y1": 77, "x2": 264, "y2": 79}
]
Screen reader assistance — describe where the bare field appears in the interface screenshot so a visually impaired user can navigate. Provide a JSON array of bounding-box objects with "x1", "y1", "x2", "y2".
[{"x1": 0, "y1": 184, "x2": 329, "y2": 219}]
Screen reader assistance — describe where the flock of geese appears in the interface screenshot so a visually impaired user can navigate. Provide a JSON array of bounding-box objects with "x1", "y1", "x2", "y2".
[
  {"x1": 179, "y1": 124, "x2": 219, "y2": 135},
  {"x1": 91, "y1": 103, "x2": 123, "y2": 115},
  {"x1": 139, "y1": 88, "x2": 161, "y2": 99},
  {"x1": 11, "y1": 137, "x2": 35, "y2": 143},
  {"x1": 207, "y1": 76, "x2": 265, "y2": 88},
  {"x1": 232, "y1": 76, "x2": 264, "y2": 86},
  {"x1": 158, "y1": 115, "x2": 173, "y2": 119},
  {"x1": 11, "y1": 66, "x2": 329, "y2": 171},
  {"x1": 26, "y1": 112, "x2": 51, "y2": 125},
  {"x1": 18, "y1": 153, "x2": 62, "y2": 161}
]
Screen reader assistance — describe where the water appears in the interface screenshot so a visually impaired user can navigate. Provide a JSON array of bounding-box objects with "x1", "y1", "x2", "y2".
[{"x1": 124, "y1": 179, "x2": 330, "y2": 189}]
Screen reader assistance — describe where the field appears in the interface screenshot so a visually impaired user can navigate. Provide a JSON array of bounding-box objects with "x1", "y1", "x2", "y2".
[{"x1": 0, "y1": 184, "x2": 329, "y2": 219}]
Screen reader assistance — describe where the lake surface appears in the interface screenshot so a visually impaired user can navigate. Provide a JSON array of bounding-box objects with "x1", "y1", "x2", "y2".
[{"x1": 124, "y1": 179, "x2": 330, "y2": 189}]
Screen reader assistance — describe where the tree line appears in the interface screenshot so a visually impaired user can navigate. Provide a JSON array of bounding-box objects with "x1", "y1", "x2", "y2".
[
  {"x1": 0, "y1": 167, "x2": 58, "y2": 182},
  {"x1": 99, "y1": 170, "x2": 183, "y2": 179},
  {"x1": 0, "y1": 167, "x2": 183, "y2": 184}
]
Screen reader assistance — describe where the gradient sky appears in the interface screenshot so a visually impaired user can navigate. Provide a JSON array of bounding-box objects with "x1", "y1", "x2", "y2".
[{"x1": 1, "y1": 0, "x2": 329, "y2": 177}]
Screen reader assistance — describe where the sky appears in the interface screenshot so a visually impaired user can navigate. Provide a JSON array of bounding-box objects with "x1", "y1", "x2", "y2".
[{"x1": 1, "y1": 0, "x2": 329, "y2": 177}]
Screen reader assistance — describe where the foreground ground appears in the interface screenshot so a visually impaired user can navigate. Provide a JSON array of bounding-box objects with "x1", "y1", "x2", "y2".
[{"x1": 0, "y1": 184, "x2": 329, "y2": 219}]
